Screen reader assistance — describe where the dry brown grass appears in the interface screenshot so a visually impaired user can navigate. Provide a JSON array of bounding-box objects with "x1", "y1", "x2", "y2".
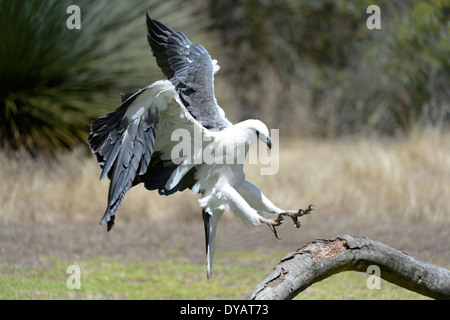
[
  {"x1": 254, "y1": 128, "x2": 450, "y2": 224},
  {"x1": 0, "y1": 148, "x2": 199, "y2": 226},
  {"x1": 1, "y1": 128, "x2": 449, "y2": 227}
]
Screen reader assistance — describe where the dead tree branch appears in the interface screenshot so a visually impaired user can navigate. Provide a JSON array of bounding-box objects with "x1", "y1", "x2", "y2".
[{"x1": 247, "y1": 234, "x2": 450, "y2": 300}]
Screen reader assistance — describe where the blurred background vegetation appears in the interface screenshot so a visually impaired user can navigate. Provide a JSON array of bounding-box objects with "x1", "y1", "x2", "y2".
[
  {"x1": 1, "y1": 1, "x2": 449, "y2": 300},
  {"x1": 0, "y1": 0, "x2": 449, "y2": 157}
]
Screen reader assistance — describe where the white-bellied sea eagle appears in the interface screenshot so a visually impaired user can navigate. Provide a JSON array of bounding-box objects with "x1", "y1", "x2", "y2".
[{"x1": 88, "y1": 14, "x2": 313, "y2": 278}]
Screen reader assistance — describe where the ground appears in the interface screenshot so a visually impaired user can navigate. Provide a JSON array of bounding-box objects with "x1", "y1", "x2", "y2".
[{"x1": 1, "y1": 213, "x2": 448, "y2": 270}]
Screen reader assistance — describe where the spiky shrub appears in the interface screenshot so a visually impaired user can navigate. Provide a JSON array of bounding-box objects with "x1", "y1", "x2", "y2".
[{"x1": 0, "y1": 0, "x2": 211, "y2": 156}]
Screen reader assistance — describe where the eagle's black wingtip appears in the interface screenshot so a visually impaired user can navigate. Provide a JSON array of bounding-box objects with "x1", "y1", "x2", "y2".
[
  {"x1": 107, "y1": 215, "x2": 115, "y2": 232},
  {"x1": 100, "y1": 213, "x2": 115, "y2": 232}
]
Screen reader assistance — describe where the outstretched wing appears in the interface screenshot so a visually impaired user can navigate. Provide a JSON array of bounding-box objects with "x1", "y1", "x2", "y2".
[
  {"x1": 146, "y1": 14, "x2": 231, "y2": 131},
  {"x1": 88, "y1": 80, "x2": 209, "y2": 230}
]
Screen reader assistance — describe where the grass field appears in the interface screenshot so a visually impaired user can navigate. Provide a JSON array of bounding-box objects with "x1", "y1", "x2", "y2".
[
  {"x1": 0, "y1": 128, "x2": 449, "y2": 299},
  {"x1": 0, "y1": 253, "x2": 430, "y2": 300}
]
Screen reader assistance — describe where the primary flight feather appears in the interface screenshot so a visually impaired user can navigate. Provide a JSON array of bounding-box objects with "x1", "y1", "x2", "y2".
[{"x1": 88, "y1": 13, "x2": 312, "y2": 278}]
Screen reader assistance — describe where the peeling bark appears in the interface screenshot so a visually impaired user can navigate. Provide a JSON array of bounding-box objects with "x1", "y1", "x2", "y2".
[{"x1": 247, "y1": 235, "x2": 450, "y2": 300}]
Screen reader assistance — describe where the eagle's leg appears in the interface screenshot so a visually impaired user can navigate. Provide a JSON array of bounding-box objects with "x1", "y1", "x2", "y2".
[
  {"x1": 237, "y1": 180, "x2": 314, "y2": 226},
  {"x1": 237, "y1": 180, "x2": 290, "y2": 215},
  {"x1": 259, "y1": 215, "x2": 285, "y2": 240},
  {"x1": 279, "y1": 205, "x2": 315, "y2": 228},
  {"x1": 260, "y1": 205, "x2": 314, "y2": 240},
  {"x1": 217, "y1": 184, "x2": 290, "y2": 240}
]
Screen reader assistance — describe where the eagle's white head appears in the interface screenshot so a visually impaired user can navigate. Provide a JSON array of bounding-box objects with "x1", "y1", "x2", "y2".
[{"x1": 235, "y1": 119, "x2": 272, "y2": 150}]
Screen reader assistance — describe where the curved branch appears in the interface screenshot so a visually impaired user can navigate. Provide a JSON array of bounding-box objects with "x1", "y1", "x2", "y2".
[{"x1": 247, "y1": 235, "x2": 450, "y2": 300}]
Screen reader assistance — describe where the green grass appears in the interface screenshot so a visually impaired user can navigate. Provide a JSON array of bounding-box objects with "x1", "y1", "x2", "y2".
[
  {"x1": 0, "y1": 251, "x2": 431, "y2": 300},
  {"x1": 0, "y1": 252, "x2": 269, "y2": 300}
]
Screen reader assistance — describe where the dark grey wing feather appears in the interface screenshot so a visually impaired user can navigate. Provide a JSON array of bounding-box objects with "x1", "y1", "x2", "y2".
[
  {"x1": 89, "y1": 16, "x2": 230, "y2": 231},
  {"x1": 146, "y1": 13, "x2": 230, "y2": 130},
  {"x1": 88, "y1": 91, "x2": 158, "y2": 231}
]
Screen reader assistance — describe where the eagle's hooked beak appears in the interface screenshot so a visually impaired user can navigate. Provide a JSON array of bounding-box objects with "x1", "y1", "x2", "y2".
[
  {"x1": 257, "y1": 131, "x2": 272, "y2": 150},
  {"x1": 266, "y1": 135, "x2": 272, "y2": 150}
]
